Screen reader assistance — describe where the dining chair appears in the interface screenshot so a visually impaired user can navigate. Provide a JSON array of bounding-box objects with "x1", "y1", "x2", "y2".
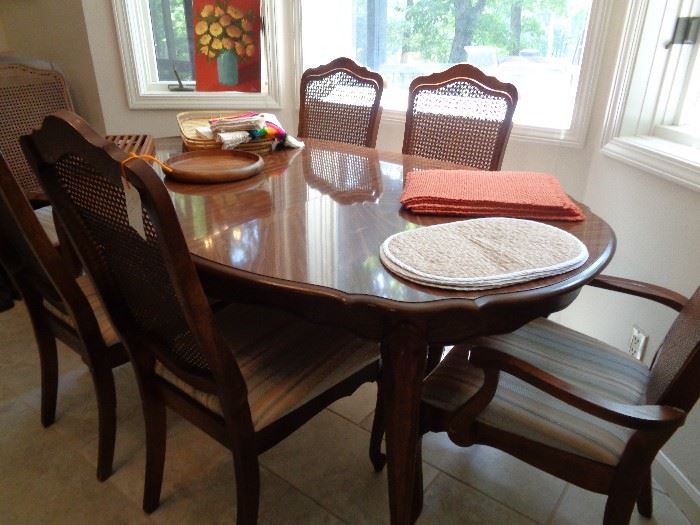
[
  {"x1": 402, "y1": 63, "x2": 518, "y2": 170},
  {"x1": 298, "y1": 56, "x2": 384, "y2": 148},
  {"x1": 0, "y1": 152, "x2": 129, "y2": 481},
  {"x1": 420, "y1": 275, "x2": 699, "y2": 524},
  {"x1": 0, "y1": 61, "x2": 77, "y2": 252},
  {"x1": 0, "y1": 62, "x2": 73, "y2": 202},
  {"x1": 401, "y1": 63, "x2": 519, "y2": 376},
  {"x1": 23, "y1": 110, "x2": 382, "y2": 523}
]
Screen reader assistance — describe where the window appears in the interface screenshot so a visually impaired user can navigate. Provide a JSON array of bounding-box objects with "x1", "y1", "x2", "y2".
[
  {"x1": 112, "y1": 0, "x2": 281, "y2": 109},
  {"x1": 602, "y1": 0, "x2": 700, "y2": 190},
  {"x1": 296, "y1": 0, "x2": 610, "y2": 145},
  {"x1": 148, "y1": 0, "x2": 195, "y2": 83}
]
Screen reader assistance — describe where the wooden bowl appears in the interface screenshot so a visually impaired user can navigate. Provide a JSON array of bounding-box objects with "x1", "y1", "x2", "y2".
[{"x1": 165, "y1": 149, "x2": 264, "y2": 184}]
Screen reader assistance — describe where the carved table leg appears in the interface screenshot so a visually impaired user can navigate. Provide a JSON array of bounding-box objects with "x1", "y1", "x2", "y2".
[{"x1": 381, "y1": 321, "x2": 427, "y2": 525}]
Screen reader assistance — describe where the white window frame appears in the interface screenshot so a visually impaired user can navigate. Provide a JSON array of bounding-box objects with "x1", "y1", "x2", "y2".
[
  {"x1": 291, "y1": 0, "x2": 611, "y2": 148},
  {"x1": 602, "y1": 0, "x2": 700, "y2": 191},
  {"x1": 112, "y1": 0, "x2": 282, "y2": 109}
]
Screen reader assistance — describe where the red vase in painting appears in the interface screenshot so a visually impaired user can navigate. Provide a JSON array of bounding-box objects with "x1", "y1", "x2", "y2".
[{"x1": 193, "y1": 0, "x2": 262, "y2": 92}]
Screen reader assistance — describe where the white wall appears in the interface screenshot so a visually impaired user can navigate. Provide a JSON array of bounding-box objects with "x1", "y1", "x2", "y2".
[
  {"x1": 1, "y1": 0, "x2": 698, "y2": 515},
  {"x1": 0, "y1": 0, "x2": 105, "y2": 132}
]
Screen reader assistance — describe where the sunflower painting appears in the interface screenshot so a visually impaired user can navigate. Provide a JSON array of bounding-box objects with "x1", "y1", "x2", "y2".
[{"x1": 193, "y1": 0, "x2": 261, "y2": 92}]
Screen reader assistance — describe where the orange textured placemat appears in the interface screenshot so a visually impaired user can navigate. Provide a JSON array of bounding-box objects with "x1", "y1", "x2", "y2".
[{"x1": 400, "y1": 170, "x2": 584, "y2": 221}]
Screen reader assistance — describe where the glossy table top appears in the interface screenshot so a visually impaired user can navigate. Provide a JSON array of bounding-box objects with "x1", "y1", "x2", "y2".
[{"x1": 156, "y1": 138, "x2": 615, "y2": 309}]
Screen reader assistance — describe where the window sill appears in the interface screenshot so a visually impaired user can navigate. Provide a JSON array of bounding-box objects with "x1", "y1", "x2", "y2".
[
  {"x1": 602, "y1": 135, "x2": 700, "y2": 191},
  {"x1": 124, "y1": 88, "x2": 282, "y2": 110},
  {"x1": 379, "y1": 108, "x2": 587, "y2": 147}
]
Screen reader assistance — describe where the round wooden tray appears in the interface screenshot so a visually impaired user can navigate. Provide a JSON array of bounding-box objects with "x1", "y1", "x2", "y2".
[{"x1": 165, "y1": 149, "x2": 264, "y2": 184}]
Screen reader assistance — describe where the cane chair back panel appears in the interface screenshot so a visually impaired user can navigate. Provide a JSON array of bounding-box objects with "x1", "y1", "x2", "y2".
[
  {"x1": 646, "y1": 286, "x2": 700, "y2": 410},
  {"x1": 299, "y1": 57, "x2": 384, "y2": 148},
  {"x1": 53, "y1": 153, "x2": 210, "y2": 376},
  {"x1": 22, "y1": 113, "x2": 229, "y2": 388},
  {"x1": 0, "y1": 64, "x2": 73, "y2": 196},
  {"x1": 403, "y1": 64, "x2": 518, "y2": 170}
]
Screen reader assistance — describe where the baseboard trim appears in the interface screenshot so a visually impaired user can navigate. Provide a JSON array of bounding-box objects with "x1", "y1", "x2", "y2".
[{"x1": 653, "y1": 452, "x2": 700, "y2": 524}]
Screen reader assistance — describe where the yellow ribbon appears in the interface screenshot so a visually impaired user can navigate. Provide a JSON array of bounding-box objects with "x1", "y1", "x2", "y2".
[{"x1": 120, "y1": 152, "x2": 173, "y2": 187}]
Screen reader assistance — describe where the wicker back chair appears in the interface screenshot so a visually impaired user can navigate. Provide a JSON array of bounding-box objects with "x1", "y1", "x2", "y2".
[
  {"x1": 420, "y1": 276, "x2": 700, "y2": 524},
  {"x1": 22, "y1": 111, "x2": 381, "y2": 522},
  {"x1": 0, "y1": 63, "x2": 73, "y2": 200},
  {"x1": 402, "y1": 63, "x2": 518, "y2": 170},
  {"x1": 0, "y1": 152, "x2": 127, "y2": 481},
  {"x1": 298, "y1": 57, "x2": 384, "y2": 148}
]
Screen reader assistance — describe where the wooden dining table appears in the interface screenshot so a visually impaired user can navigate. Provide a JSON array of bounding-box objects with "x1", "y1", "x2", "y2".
[{"x1": 155, "y1": 137, "x2": 616, "y2": 524}]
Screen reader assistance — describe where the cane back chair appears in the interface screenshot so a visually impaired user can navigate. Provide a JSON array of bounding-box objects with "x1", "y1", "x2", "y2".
[
  {"x1": 22, "y1": 111, "x2": 381, "y2": 523},
  {"x1": 0, "y1": 152, "x2": 128, "y2": 481},
  {"x1": 420, "y1": 276, "x2": 699, "y2": 524},
  {"x1": 0, "y1": 63, "x2": 73, "y2": 201},
  {"x1": 402, "y1": 63, "x2": 518, "y2": 170},
  {"x1": 298, "y1": 57, "x2": 384, "y2": 148}
]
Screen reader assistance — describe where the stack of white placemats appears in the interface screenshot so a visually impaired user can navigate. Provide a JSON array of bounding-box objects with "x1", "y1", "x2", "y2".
[{"x1": 380, "y1": 217, "x2": 588, "y2": 290}]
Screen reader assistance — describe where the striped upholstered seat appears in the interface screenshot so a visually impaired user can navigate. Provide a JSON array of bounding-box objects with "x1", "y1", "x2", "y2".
[
  {"x1": 156, "y1": 302, "x2": 379, "y2": 431},
  {"x1": 43, "y1": 275, "x2": 120, "y2": 347},
  {"x1": 423, "y1": 318, "x2": 650, "y2": 465}
]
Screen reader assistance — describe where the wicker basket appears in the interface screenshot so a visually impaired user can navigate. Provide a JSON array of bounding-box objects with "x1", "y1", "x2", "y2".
[{"x1": 176, "y1": 111, "x2": 276, "y2": 153}]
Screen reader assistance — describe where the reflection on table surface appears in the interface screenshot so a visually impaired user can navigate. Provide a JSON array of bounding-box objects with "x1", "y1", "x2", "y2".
[{"x1": 156, "y1": 137, "x2": 613, "y2": 305}]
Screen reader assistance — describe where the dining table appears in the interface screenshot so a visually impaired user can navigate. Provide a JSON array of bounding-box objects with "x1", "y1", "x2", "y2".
[{"x1": 155, "y1": 136, "x2": 616, "y2": 524}]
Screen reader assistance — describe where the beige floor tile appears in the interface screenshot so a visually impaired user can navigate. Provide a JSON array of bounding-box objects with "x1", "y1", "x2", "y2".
[
  {"x1": 419, "y1": 473, "x2": 537, "y2": 524},
  {"x1": 260, "y1": 409, "x2": 438, "y2": 524},
  {"x1": 0, "y1": 302, "x2": 91, "y2": 403},
  {"x1": 0, "y1": 397, "x2": 146, "y2": 525},
  {"x1": 328, "y1": 381, "x2": 378, "y2": 424},
  {"x1": 551, "y1": 483, "x2": 692, "y2": 525},
  {"x1": 421, "y1": 432, "x2": 566, "y2": 523},
  {"x1": 138, "y1": 460, "x2": 345, "y2": 525}
]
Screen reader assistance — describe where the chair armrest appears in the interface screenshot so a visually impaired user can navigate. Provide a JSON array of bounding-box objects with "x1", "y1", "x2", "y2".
[
  {"x1": 467, "y1": 346, "x2": 686, "y2": 431},
  {"x1": 590, "y1": 275, "x2": 687, "y2": 312}
]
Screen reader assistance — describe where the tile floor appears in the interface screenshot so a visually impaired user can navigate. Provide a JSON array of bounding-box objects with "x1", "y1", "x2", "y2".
[{"x1": 0, "y1": 301, "x2": 693, "y2": 524}]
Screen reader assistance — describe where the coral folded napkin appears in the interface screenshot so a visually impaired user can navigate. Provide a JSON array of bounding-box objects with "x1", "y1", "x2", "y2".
[{"x1": 400, "y1": 170, "x2": 584, "y2": 221}]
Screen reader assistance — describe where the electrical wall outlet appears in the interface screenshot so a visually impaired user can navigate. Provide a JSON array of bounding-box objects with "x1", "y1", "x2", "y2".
[{"x1": 628, "y1": 325, "x2": 648, "y2": 360}]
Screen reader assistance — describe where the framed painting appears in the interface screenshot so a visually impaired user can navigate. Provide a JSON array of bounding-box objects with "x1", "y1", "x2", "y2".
[{"x1": 193, "y1": 0, "x2": 262, "y2": 92}]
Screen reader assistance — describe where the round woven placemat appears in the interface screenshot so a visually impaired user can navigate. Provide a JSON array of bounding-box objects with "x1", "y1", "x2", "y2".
[{"x1": 380, "y1": 217, "x2": 588, "y2": 290}]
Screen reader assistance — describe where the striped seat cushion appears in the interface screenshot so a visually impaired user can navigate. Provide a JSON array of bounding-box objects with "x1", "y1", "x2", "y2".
[
  {"x1": 156, "y1": 302, "x2": 379, "y2": 431},
  {"x1": 34, "y1": 205, "x2": 58, "y2": 247},
  {"x1": 423, "y1": 318, "x2": 650, "y2": 466},
  {"x1": 43, "y1": 274, "x2": 120, "y2": 347}
]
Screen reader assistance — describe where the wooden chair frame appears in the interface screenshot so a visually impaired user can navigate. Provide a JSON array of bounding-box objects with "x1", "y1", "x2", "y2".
[
  {"x1": 22, "y1": 111, "x2": 381, "y2": 523},
  {"x1": 298, "y1": 56, "x2": 384, "y2": 148},
  {"x1": 421, "y1": 275, "x2": 698, "y2": 524},
  {"x1": 0, "y1": 153, "x2": 128, "y2": 481},
  {"x1": 402, "y1": 63, "x2": 518, "y2": 170}
]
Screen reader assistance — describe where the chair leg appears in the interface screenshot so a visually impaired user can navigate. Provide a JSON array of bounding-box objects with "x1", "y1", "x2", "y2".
[
  {"x1": 603, "y1": 481, "x2": 641, "y2": 525},
  {"x1": 90, "y1": 364, "x2": 117, "y2": 482},
  {"x1": 410, "y1": 438, "x2": 424, "y2": 523},
  {"x1": 369, "y1": 377, "x2": 386, "y2": 472},
  {"x1": 142, "y1": 393, "x2": 167, "y2": 514},
  {"x1": 230, "y1": 415, "x2": 260, "y2": 525},
  {"x1": 637, "y1": 468, "x2": 653, "y2": 518},
  {"x1": 35, "y1": 323, "x2": 58, "y2": 428}
]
